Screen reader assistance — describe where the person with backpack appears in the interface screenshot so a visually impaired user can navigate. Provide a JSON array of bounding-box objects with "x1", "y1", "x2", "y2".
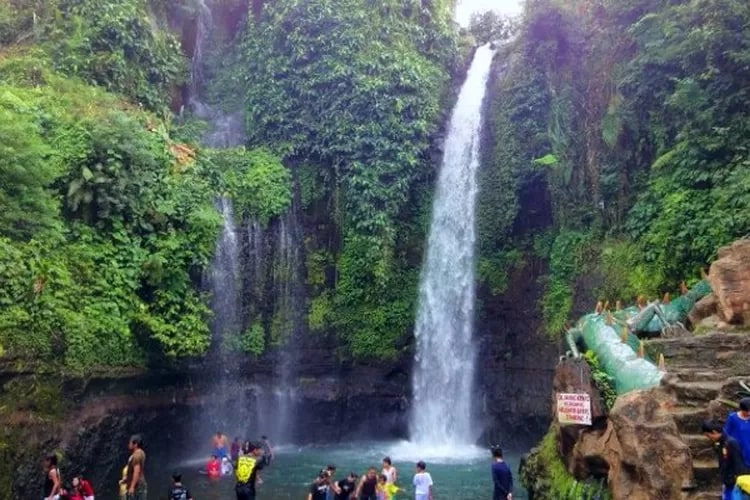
[
  {"x1": 235, "y1": 442, "x2": 265, "y2": 500},
  {"x1": 168, "y1": 473, "x2": 193, "y2": 500}
]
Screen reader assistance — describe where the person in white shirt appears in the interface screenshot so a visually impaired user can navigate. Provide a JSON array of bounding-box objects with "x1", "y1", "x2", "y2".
[
  {"x1": 412, "y1": 461, "x2": 433, "y2": 500},
  {"x1": 382, "y1": 456, "x2": 398, "y2": 484}
]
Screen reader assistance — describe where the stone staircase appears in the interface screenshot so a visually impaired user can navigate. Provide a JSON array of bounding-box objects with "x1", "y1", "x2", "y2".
[{"x1": 648, "y1": 333, "x2": 750, "y2": 500}]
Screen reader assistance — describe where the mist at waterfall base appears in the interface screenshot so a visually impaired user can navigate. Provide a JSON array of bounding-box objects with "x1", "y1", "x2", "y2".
[
  {"x1": 143, "y1": 442, "x2": 527, "y2": 499},
  {"x1": 410, "y1": 44, "x2": 497, "y2": 452}
]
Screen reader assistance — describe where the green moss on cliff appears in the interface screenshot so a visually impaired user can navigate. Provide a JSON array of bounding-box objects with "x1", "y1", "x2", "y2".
[{"x1": 521, "y1": 428, "x2": 612, "y2": 500}]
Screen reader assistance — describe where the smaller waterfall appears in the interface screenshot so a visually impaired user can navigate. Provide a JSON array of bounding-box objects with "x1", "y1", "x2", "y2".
[
  {"x1": 210, "y1": 197, "x2": 241, "y2": 353},
  {"x1": 190, "y1": 0, "x2": 246, "y2": 149}
]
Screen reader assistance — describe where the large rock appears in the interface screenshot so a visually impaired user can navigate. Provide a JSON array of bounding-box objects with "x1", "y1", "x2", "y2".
[
  {"x1": 565, "y1": 389, "x2": 693, "y2": 499},
  {"x1": 607, "y1": 389, "x2": 694, "y2": 500},
  {"x1": 688, "y1": 294, "x2": 718, "y2": 327},
  {"x1": 709, "y1": 239, "x2": 750, "y2": 324}
]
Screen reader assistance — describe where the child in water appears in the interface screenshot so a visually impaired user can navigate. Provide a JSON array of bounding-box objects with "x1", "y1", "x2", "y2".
[{"x1": 377, "y1": 473, "x2": 400, "y2": 500}]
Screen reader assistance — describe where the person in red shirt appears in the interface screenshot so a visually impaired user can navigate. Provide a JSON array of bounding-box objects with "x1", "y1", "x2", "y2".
[
  {"x1": 72, "y1": 476, "x2": 95, "y2": 500},
  {"x1": 207, "y1": 455, "x2": 221, "y2": 480}
]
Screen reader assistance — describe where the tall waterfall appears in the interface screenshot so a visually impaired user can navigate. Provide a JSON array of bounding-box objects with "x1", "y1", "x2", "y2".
[{"x1": 410, "y1": 44, "x2": 496, "y2": 447}]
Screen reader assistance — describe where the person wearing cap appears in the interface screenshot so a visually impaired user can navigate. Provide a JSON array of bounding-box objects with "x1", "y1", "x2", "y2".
[{"x1": 726, "y1": 398, "x2": 750, "y2": 467}]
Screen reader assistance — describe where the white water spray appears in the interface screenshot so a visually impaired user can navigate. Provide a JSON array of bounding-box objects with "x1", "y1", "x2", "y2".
[{"x1": 409, "y1": 44, "x2": 496, "y2": 448}]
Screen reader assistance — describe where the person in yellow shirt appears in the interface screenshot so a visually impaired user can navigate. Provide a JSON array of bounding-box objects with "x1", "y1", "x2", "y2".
[
  {"x1": 118, "y1": 465, "x2": 128, "y2": 500},
  {"x1": 377, "y1": 473, "x2": 400, "y2": 500}
]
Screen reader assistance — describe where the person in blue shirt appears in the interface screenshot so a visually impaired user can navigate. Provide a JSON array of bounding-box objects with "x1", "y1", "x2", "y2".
[
  {"x1": 725, "y1": 398, "x2": 750, "y2": 467},
  {"x1": 491, "y1": 446, "x2": 513, "y2": 500}
]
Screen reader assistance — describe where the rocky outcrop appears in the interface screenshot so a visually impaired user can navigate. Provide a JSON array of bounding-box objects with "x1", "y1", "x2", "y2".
[
  {"x1": 606, "y1": 390, "x2": 693, "y2": 499},
  {"x1": 708, "y1": 239, "x2": 750, "y2": 325},
  {"x1": 524, "y1": 359, "x2": 695, "y2": 500}
]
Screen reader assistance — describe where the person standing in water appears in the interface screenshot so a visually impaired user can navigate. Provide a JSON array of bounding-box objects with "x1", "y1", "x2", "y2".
[
  {"x1": 168, "y1": 473, "x2": 193, "y2": 500},
  {"x1": 43, "y1": 453, "x2": 62, "y2": 500},
  {"x1": 412, "y1": 461, "x2": 433, "y2": 500},
  {"x1": 231, "y1": 437, "x2": 241, "y2": 465},
  {"x1": 355, "y1": 468, "x2": 379, "y2": 500},
  {"x1": 309, "y1": 471, "x2": 331, "y2": 500},
  {"x1": 260, "y1": 435, "x2": 274, "y2": 466},
  {"x1": 213, "y1": 432, "x2": 229, "y2": 460},
  {"x1": 235, "y1": 442, "x2": 264, "y2": 500},
  {"x1": 334, "y1": 472, "x2": 358, "y2": 500},
  {"x1": 381, "y1": 457, "x2": 398, "y2": 485},
  {"x1": 126, "y1": 434, "x2": 147, "y2": 500},
  {"x1": 491, "y1": 446, "x2": 513, "y2": 500}
]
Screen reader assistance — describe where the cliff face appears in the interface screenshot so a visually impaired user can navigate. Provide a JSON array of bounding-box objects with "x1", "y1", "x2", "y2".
[{"x1": 478, "y1": 256, "x2": 558, "y2": 448}]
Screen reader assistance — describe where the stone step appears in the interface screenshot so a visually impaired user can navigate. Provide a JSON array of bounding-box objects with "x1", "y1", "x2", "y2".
[
  {"x1": 682, "y1": 490, "x2": 724, "y2": 500},
  {"x1": 682, "y1": 433, "x2": 716, "y2": 461},
  {"x1": 672, "y1": 406, "x2": 710, "y2": 434},
  {"x1": 692, "y1": 458, "x2": 722, "y2": 489},
  {"x1": 665, "y1": 380, "x2": 726, "y2": 405},
  {"x1": 668, "y1": 368, "x2": 727, "y2": 383}
]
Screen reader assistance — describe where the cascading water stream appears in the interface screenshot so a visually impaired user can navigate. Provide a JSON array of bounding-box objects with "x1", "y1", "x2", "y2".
[{"x1": 409, "y1": 44, "x2": 496, "y2": 449}]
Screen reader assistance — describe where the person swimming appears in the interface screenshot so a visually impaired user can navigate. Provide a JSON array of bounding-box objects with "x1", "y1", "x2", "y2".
[
  {"x1": 206, "y1": 455, "x2": 221, "y2": 480},
  {"x1": 213, "y1": 432, "x2": 229, "y2": 459}
]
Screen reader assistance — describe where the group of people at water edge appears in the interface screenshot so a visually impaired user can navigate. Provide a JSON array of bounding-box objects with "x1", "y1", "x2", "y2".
[{"x1": 41, "y1": 431, "x2": 515, "y2": 500}]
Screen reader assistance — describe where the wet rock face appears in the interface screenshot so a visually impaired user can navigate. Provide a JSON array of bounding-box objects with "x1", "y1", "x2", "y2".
[
  {"x1": 477, "y1": 258, "x2": 559, "y2": 448},
  {"x1": 709, "y1": 239, "x2": 750, "y2": 324}
]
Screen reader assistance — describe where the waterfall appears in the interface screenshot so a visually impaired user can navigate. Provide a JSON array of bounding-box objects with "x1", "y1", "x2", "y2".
[
  {"x1": 410, "y1": 44, "x2": 496, "y2": 447},
  {"x1": 190, "y1": 0, "x2": 245, "y2": 148},
  {"x1": 210, "y1": 197, "x2": 241, "y2": 353}
]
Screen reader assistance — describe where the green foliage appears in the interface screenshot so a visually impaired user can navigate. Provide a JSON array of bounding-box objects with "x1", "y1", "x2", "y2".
[
  {"x1": 540, "y1": 230, "x2": 593, "y2": 336},
  {"x1": 0, "y1": 57, "x2": 222, "y2": 371},
  {"x1": 521, "y1": 428, "x2": 612, "y2": 500},
  {"x1": 216, "y1": 148, "x2": 292, "y2": 225},
  {"x1": 0, "y1": 91, "x2": 59, "y2": 239},
  {"x1": 468, "y1": 10, "x2": 515, "y2": 45},
  {"x1": 236, "y1": 0, "x2": 457, "y2": 358},
  {"x1": 596, "y1": 240, "x2": 662, "y2": 302},
  {"x1": 583, "y1": 350, "x2": 617, "y2": 410},
  {"x1": 225, "y1": 323, "x2": 266, "y2": 356},
  {"x1": 481, "y1": 0, "x2": 750, "y2": 331},
  {"x1": 46, "y1": 0, "x2": 186, "y2": 111}
]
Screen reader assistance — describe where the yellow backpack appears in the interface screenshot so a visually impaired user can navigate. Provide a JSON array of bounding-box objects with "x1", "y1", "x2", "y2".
[
  {"x1": 737, "y1": 474, "x2": 750, "y2": 494},
  {"x1": 236, "y1": 455, "x2": 257, "y2": 483}
]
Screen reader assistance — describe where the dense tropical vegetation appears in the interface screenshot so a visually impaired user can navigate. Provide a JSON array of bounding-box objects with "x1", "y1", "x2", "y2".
[
  {"x1": 1, "y1": 0, "x2": 749, "y2": 372},
  {"x1": 479, "y1": 0, "x2": 750, "y2": 336}
]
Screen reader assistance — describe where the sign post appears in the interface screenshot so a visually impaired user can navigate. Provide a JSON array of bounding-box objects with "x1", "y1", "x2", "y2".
[{"x1": 556, "y1": 393, "x2": 592, "y2": 425}]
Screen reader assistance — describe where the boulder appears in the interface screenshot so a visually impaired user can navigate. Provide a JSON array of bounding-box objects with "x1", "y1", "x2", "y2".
[
  {"x1": 553, "y1": 358, "x2": 607, "y2": 420},
  {"x1": 709, "y1": 239, "x2": 750, "y2": 324},
  {"x1": 688, "y1": 294, "x2": 718, "y2": 327},
  {"x1": 608, "y1": 389, "x2": 694, "y2": 500}
]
